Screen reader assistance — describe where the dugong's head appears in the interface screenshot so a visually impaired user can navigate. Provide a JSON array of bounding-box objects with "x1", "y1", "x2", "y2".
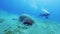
[{"x1": 19, "y1": 14, "x2": 35, "y2": 26}]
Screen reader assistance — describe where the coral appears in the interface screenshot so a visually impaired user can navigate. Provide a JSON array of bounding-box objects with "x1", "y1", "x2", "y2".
[
  {"x1": 13, "y1": 26, "x2": 25, "y2": 34},
  {"x1": 3, "y1": 29, "x2": 14, "y2": 34},
  {"x1": 4, "y1": 31, "x2": 14, "y2": 34},
  {"x1": 3, "y1": 26, "x2": 25, "y2": 34}
]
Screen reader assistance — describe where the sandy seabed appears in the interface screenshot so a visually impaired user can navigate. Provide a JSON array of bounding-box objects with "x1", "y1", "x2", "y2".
[{"x1": 0, "y1": 11, "x2": 60, "y2": 34}]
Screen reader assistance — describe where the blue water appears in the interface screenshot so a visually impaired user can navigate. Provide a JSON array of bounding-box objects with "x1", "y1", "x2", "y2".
[
  {"x1": 0, "y1": 0, "x2": 60, "y2": 22},
  {"x1": 0, "y1": 0, "x2": 60, "y2": 34}
]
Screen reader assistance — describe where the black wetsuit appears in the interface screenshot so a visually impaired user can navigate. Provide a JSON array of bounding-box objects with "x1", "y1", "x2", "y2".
[{"x1": 39, "y1": 13, "x2": 50, "y2": 19}]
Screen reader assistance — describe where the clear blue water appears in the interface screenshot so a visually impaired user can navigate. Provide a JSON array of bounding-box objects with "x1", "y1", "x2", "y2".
[
  {"x1": 0, "y1": 0, "x2": 60, "y2": 34},
  {"x1": 0, "y1": 0, "x2": 60, "y2": 22}
]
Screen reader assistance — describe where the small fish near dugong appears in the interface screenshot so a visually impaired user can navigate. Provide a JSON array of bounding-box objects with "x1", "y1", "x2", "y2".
[{"x1": 19, "y1": 14, "x2": 35, "y2": 26}]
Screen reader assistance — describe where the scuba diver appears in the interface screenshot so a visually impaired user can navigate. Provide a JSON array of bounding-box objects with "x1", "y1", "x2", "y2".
[
  {"x1": 39, "y1": 8, "x2": 50, "y2": 19},
  {"x1": 39, "y1": 13, "x2": 50, "y2": 19}
]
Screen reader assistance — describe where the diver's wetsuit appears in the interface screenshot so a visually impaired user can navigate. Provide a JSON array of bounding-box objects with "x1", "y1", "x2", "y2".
[{"x1": 39, "y1": 13, "x2": 50, "y2": 19}]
